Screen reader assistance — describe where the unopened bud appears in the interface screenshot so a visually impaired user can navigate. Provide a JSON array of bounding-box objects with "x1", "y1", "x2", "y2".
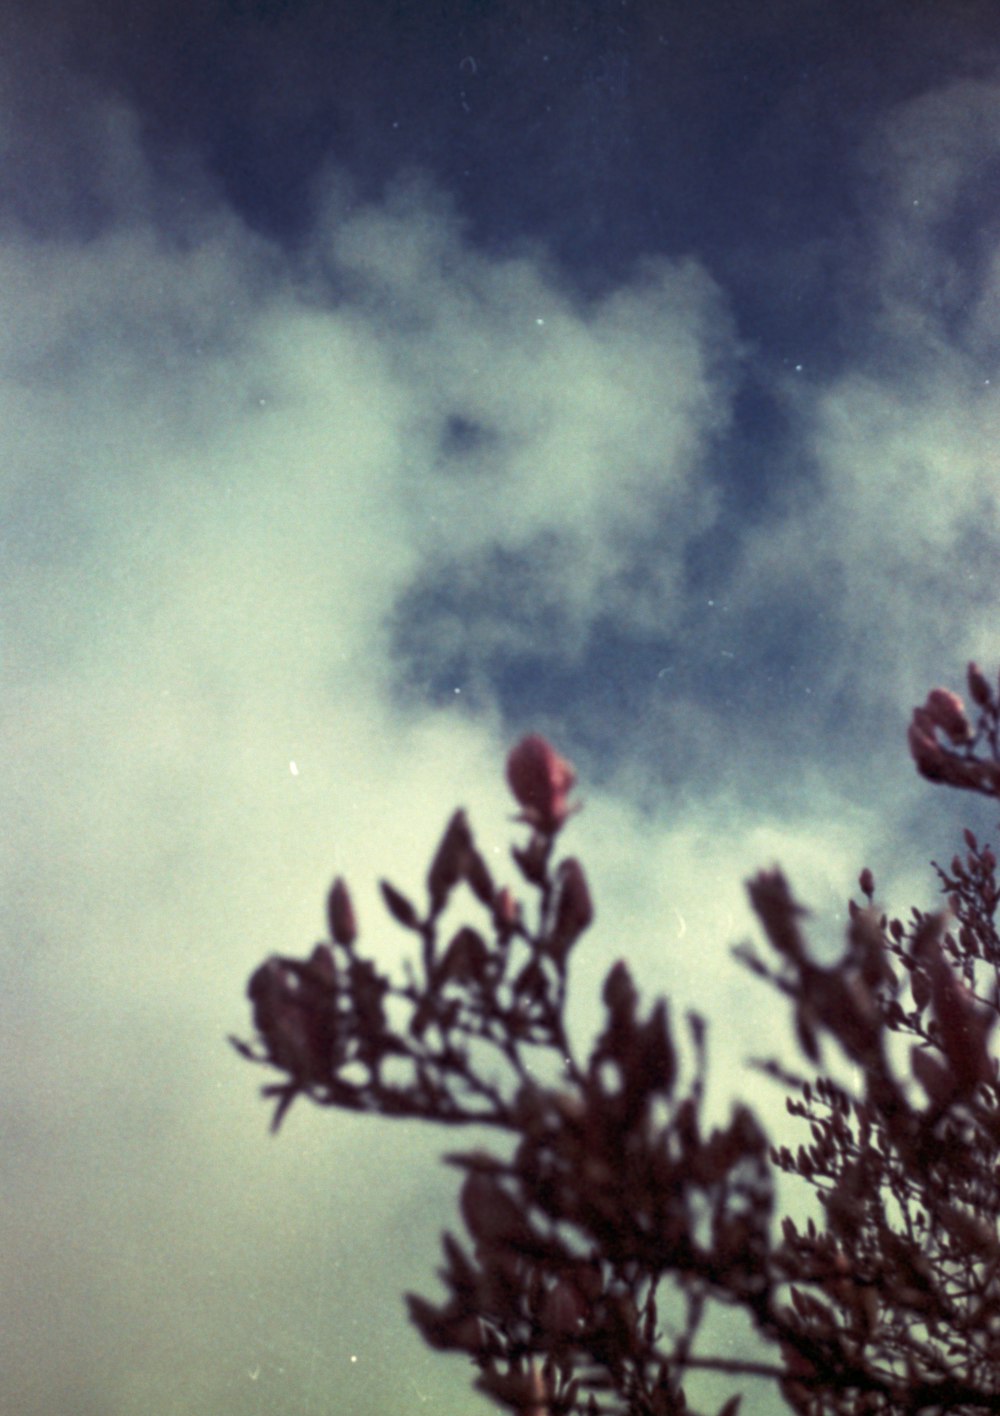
[
  {"x1": 426, "y1": 810, "x2": 496, "y2": 910},
  {"x1": 327, "y1": 877, "x2": 357, "y2": 945},
  {"x1": 506, "y1": 735, "x2": 577, "y2": 834},
  {"x1": 540, "y1": 1279, "x2": 587, "y2": 1336},
  {"x1": 494, "y1": 886, "x2": 521, "y2": 931},
  {"x1": 460, "y1": 1172, "x2": 529, "y2": 1247},
  {"x1": 437, "y1": 926, "x2": 490, "y2": 985},
  {"x1": 908, "y1": 721, "x2": 947, "y2": 780},
  {"x1": 968, "y1": 661, "x2": 992, "y2": 708},
  {"x1": 924, "y1": 688, "x2": 972, "y2": 744},
  {"x1": 548, "y1": 857, "x2": 594, "y2": 965},
  {"x1": 478, "y1": 1361, "x2": 551, "y2": 1416}
]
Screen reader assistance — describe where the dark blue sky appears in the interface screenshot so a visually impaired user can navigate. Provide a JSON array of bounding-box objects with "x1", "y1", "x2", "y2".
[{"x1": 11, "y1": 2, "x2": 998, "y2": 343}]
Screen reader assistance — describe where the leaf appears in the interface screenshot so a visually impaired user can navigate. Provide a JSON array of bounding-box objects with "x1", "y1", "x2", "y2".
[{"x1": 380, "y1": 879, "x2": 422, "y2": 930}]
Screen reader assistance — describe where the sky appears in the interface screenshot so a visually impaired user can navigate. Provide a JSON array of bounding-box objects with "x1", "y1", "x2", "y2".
[{"x1": 3, "y1": 2, "x2": 1000, "y2": 1413}]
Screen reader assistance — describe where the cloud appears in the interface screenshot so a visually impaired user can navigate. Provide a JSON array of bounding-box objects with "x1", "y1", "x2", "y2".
[
  {"x1": 6, "y1": 56, "x2": 1000, "y2": 1416},
  {"x1": 0, "y1": 101, "x2": 750, "y2": 1414},
  {"x1": 857, "y1": 74, "x2": 1000, "y2": 349},
  {"x1": 305, "y1": 175, "x2": 738, "y2": 670}
]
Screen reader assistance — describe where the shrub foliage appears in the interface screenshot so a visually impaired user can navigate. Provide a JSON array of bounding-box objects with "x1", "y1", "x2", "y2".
[{"x1": 233, "y1": 667, "x2": 1000, "y2": 1415}]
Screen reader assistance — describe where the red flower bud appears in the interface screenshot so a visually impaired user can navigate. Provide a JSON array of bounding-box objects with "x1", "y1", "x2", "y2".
[{"x1": 506, "y1": 735, "x2": 577, "y2": 834}]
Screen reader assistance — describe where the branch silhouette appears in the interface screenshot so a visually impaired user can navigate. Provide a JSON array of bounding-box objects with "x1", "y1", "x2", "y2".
[{"x1": 233, "y1": 664, "x2": 1000, "y2": 1415}]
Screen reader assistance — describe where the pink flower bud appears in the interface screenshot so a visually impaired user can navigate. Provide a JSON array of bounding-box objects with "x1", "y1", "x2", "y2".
[
  {"x1": 858, "y1": 867, "x2": 875, "y2": 899},
  {"x1": 968, "y1": 661, "x2": 992, "y2": 708},
  {"x1": 326, "y1": 877, "x2": 357, "y2": 945},
  {"x1": 908, "y1": 721, "x2": 948, "y2": 780},
  {"x1": 924, "y1": 688, "x2": 972, "y2": 744},
  {"x1": 506, "y1": 735, "x2": 577, "y2": 834}
]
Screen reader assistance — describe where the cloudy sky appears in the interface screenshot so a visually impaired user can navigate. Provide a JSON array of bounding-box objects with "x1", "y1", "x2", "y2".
[{"x1": 4, "y1": 2, "x2": 1000, "y2": 1413}]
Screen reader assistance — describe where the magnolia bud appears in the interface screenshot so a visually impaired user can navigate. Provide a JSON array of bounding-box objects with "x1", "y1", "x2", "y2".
[
  {"x1": 327, "y1": 877, "x2": 357, "y2": 945},
  {"x1": 931, "y1": 959, "x2": 993, "y2": 1093},
  {"x1": 427, "y1": 810, "x2": 479, "y2": 910},
  {"x1": 460, "y1": 1172, "x2": 530, "y2": 1247},
  {"x1": 437, "y1": 927, "x2": 490, "y2": 985},
  {"x1": 924, "y1": 688, "x2": 972, "y2": 744},
  {"x1": 478, "y1": 1362, "x2": 551, "y2": 1416},
  {"x1": 968, "y1": 661, "x2": 992, "y2": 708},
  {"x1": 547, "y1": 858, "x2": 594, "y2": 965},
  {"x1": 494, "y1": 886, "x2": 521, "y2": 932},
  {"x1": 908, "y1": 721, "x2": 947, "y2": 780},
  {"x1": 506, "y1": 735, "x2": 577, "y2": 834},
  {"x1": 540, "y1": 1279, "x2": 587, "y2": 1336},
  {"x1": 858, "y1": 867, "x2": 875, "y2": 899}
]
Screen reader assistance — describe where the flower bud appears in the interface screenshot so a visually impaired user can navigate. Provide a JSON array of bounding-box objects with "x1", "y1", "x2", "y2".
[
  {"x1": 547, "y1": 858, "x2": 594, "y2": 965},
  {"x1": 423, "y1": 809, "x2": 497, "y2": 912},
  {"x1": 506, "y1": 735, "x2": 577, "y2": 834},
  {"x1": 746, "y1": 868, "x2": 808, "y2": 963},
  {"x1": 327, "y1": 877, "x2": 357, "y2": 945},
  {"x1": 912, "y1": 1044, "x2": 954, "y2": 1104},
  {"x1": 968, "y1": 661, "x2": 992, "y2": 708},
  {"x1": 494, "y1": 886, "x2": 521, "y2": 932},
  {"x1": 437, "y1": 926, "x2": 490, "y2": 985},
  {"x1": 478, "y1": 1361, "x2": 551, "y2": 1416},
  {"x1": 540, "y1": 1278, "x2": 587, "y2": 1336},
  {"x1": 931, "y1": 957, "x2": 993, "y2": 1093},
  {"x1": 924, "y1": 688, "x2": 972, "y2": 744},
  {"x1": 460, "y1": 1172, "x2": 530, "y2": 1248},
  {"x1": 908, "y1": 721, "x2": 947, "y2": 780}
]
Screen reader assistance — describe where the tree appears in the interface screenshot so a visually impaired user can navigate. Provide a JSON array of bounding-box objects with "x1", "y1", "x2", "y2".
[{"x1": 232, "y1": 663, "x2": 1000, "y2": 1415}]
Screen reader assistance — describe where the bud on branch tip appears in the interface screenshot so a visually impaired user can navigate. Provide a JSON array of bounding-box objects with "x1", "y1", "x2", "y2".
[{"x1": 506, "y1": 734, "x2": 578, "y2": 834}]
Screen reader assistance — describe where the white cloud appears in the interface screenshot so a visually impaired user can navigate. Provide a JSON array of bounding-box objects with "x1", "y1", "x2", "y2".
[{"x1": 0, "y1": 111, "x2": 747, "y2": 1415}]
